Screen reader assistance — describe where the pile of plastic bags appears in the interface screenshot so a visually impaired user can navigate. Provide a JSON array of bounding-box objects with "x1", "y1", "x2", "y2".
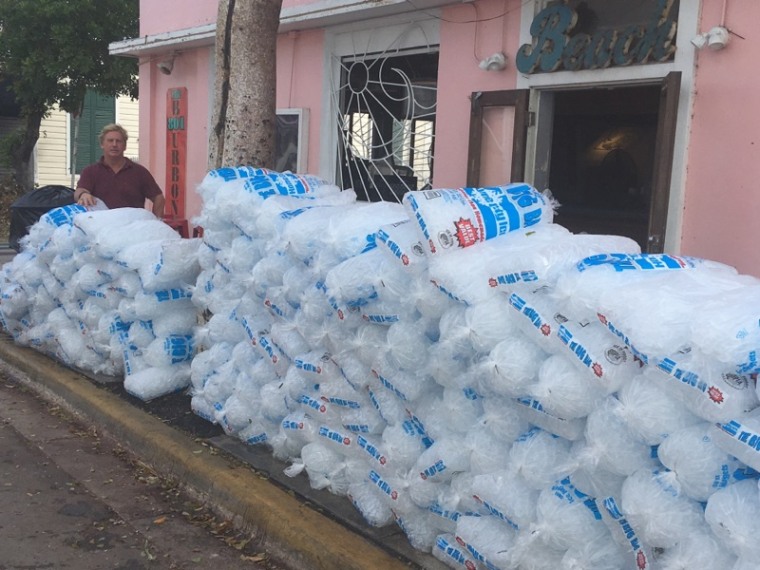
[
  {"x1": 2, "y1": 166, "x2": 760, "y2": 570},
  {"x1": 0, "y1": 200, "x2": 201, "y2": 400}
]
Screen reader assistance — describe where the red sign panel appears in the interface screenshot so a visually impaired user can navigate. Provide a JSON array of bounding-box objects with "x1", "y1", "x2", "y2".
[{"x1": 165, "y1": 87, "x2": 187, "y2": 218}]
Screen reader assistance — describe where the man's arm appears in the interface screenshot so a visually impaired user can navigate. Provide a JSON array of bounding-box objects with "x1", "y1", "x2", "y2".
[{"x1": 151, "y1": 193, "x2": 166, "y2": 218}]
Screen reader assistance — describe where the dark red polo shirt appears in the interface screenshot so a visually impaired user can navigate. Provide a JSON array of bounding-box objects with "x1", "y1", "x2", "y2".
[{"x1": 78, "y1": 157, "x2": 162, "y2": 209}]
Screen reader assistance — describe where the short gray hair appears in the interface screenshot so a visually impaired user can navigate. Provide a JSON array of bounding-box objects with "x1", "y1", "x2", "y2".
[{"x1": 98, "y1": 124, "x2": 128, "y2": 144}]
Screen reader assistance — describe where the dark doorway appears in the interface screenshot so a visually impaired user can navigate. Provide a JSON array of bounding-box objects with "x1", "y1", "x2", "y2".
[
  {"x1": 548, "y1": 86, "x2": 660, "y2": 249},
  {"x1": 466, "y1": 76, "x2": 680, "y2": 252}
]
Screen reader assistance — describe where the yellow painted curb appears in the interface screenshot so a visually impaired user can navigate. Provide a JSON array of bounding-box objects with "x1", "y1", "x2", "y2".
[{"x1": 0, "y1": 337, "x2": 416, "y2": 570}]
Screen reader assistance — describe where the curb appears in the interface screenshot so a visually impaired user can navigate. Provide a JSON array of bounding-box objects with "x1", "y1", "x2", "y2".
[{"x1": 0, "y1": 336, "x2": 424, "y2": 570}]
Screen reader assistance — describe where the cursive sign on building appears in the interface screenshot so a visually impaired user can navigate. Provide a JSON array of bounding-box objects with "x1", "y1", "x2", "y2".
[{"x1": 516, "y1": 1, "x2": 678, "y2": 74}]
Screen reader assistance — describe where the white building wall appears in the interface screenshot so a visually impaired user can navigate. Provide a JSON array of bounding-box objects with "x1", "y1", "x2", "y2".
[
  {"x1": 35, "y1": 106, "x2": 71, "y2": 187},
  {"x1": 117, "y1": 96, "x2": 140, "y2": 161}
]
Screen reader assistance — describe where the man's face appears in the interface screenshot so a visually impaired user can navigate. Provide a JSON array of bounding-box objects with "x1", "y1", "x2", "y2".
[{"x1": 101, "y1": 131, "x2": 127, "y2": 159}]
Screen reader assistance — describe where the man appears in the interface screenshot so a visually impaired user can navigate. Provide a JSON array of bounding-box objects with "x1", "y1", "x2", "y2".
[{"x1": 74, "y1": 124, "x2": 165, "y2": 217}]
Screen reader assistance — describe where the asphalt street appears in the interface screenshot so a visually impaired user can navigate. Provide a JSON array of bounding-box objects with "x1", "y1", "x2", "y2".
[{"x1": 0, "y1": 369, "x2": 278, "y2": 570}]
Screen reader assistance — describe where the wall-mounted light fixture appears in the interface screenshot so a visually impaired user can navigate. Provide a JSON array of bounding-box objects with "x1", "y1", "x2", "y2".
[
  {"x1": 479, "y1": 52, "x2": 507, "y2": 72},
  {"x1": 157, "y1": 55, "x2": 175, "y2": 75},
  {"x1": 691, "y1": 26, "x2": 730, "y2": 50}
]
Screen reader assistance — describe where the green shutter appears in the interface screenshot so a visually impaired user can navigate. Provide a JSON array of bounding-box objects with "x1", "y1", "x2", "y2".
[{"x1": 71, "y1": 90, "x2": 115, "y2": 174}]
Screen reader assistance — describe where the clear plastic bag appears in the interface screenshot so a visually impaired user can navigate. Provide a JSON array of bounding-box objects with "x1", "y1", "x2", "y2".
[
  {"x1": 380, "y1": 421, "x2": 427, "y2": 474},
  {"x1": 413, "y1": 436, "x2": 471, "y2": 483},
  {"x1": 467, "y1": 428, "x2": 512, "y2": 475},
  {"x1": 657, "y1": 422, "x2": 745, "y2": 501},
  {"x1": 531, "y1": 353, "x2": 608, "y2": 419},
  {"x1": 365, "y1": 379, "x2": 407, "y2": 427},
  {"x1": 375, "y1": 219, "x2": 428, "y2": 273},
  {"x1": 476, "y1": 334, "x2": 546, "y2": 398},
  {"x1": 471, "y1": 469, "x2": 538, "y2": 530},
  {"x1": 599, "y1": 495, "x2": 657, "y2": 570},
  {"x1": 711, "y1": 407, "x2": 760, "y2": 473},
  {"x1": 704, "y1": 479, "x2": 760, "y2": 559},
  {"x1": 347, "y1": 481, "x2": 395, "y2": 527},
  {"x1": 95, "y1": 219, "x2": 181, "y2": 260},
  {"x1": 475, "y1": 396, "x2": 532, "y2": 445},
  {"x1": 124, "y1": 362, "x2": 191, "y2": 401},
  {"x1": 557, "y1": 254, "x2": 751, "y2": 363},
  {"x1": 560, "y1": 534, "x2": 627, "y2": 570},
  {"x1": 560, "y1": 439, "x2": 626, "y2": 499},
  {"x1": 384, "y1": 320, "x2": 433, "y2": 372},
  {"x1": 657, "y1": 530, "x2": 737, "y2": 570},
  {"x1": 143, "y1": 334, "x2": 195, "y2": 367},
  {"x1": 555, "y1": 318, "x2": 643, "y2": 394},
  {"x1": 197, "y1": 165, "x2": 270, "y2": 195},
  {"x1": 454, "y1": 514, "x2": 516, "y2": 569},
  {"x1": 616, "y1": 371, "x2": 702, "y2": 445},
  {"x1": 464, "y1": 296, "x2": 520, "y2": 354},
  {"x1": 688, "y1": 282, "x2": 760, "y2": 373},
  {"x1": 416, "y1": 387, "x2": 483, "y2": 437},
  {"x1": 620, "y1": 467, "x2": 707, "y2": 549},
  {"x1": 526, "y1": 478, "x2": 611, "y2": 552},
  {"x1": 583, "y1": 396, "x2": 658, "y2": 477},
  {"x1": 372, "y1": 354, "x2": 436, "y2": 403},
  {"x1": 293, "y1": 442, "x2": 353, "y2": 494},
  {"x1": 508, "y1": 427, "x2": 572, "y2": 490},
  {"x1": 216, "y1": 376, "x2": 262, "y2": 436},
  {"x1": 433, "y1": 533, "x2": 477, "y2": 568},
  {"x1": 652, "y1": 350, "x2": 759, "y2": 423},
  {"x1": 403, "y1": 184, "x2": 554, "y2": 256},
  {"x1": 514, "y1": 396, "x2": 587, "y2": 442}
]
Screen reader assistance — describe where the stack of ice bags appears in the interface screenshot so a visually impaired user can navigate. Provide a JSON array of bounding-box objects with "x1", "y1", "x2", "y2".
[
  {"x1": 188, "y1": 168, "x2": 760, "y2": 569},
  {"x1": 3, "y1": 165, "x2": 760, "y2": 569},
  {"x1": 0, "y1": 201, "x2": 202, "y2": 400}
]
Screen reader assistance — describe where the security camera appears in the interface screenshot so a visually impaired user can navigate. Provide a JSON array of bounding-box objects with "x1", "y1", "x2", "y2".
[
  {"x1": 157, "y1": 58, "x2": 174, "y2": 75},
  {"x1": 479, "y1": 52, "x2": 507, "y2": 72},
  {"x1": 691, "y1": 26, "x2": 729, "y2": 51},
  {"x1": 707, "y1": 26, "x2": 729, "y2": 50},
  {"x1": 690, "y1": 33, "x2": 708, "y2": 49}
]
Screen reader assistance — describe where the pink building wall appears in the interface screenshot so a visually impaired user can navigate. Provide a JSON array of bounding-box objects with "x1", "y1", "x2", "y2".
[
  {"x1": 682, "y1": 0, "x2": 760, "y2": 276},
  {"x1": 138, "y1": 50, "x2": 212, "y2": 221},
  {"x1": 140, "y1": 1, "x2": 214, "y2": 35},
  {"x1": 137, "y1": 0, "x2": 325, "y2": 221},
  {"x1": 275, "y1": 29, "x2": 325, "y2": 175},
  {"x1": 134, "y1": 0, "x2": 760, "y2": 276},
  {"x1": 434, "y1": 0, "x2": 522, "y2": 188}
]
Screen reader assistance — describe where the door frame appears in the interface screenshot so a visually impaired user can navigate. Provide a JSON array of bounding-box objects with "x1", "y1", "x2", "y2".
[
  {"x1": 466, "y1": 89, "x2": 529, "y2": 187},
  {"x1": 647, "y1": 71, "x2": 681, "y2": 253},
  {"x1": 468, "y1": 74, "x2": 681, "y2": 252}
]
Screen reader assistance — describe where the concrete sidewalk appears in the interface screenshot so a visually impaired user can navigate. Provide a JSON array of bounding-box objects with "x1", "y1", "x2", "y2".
[
  {"x1": 0, "y1": 368, "x2": 277, "y2": 569},
  {"x1": 0, "y1": 334, "x2": 447, "y2": 570},
  {"x1": 0, "y1": 245, "x2": 17, "y2": 265}
]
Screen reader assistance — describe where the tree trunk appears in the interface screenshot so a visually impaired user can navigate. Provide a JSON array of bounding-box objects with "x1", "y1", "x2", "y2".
[
  {"x1": 70, "y1": 102, "x2": 85, "y2": 189},
  {"x1": 209, "y1": 0, "x2": 282, "y2": 170},
  {"x1": 208, "y1": 0, "x2": 233, "y2": 170},
  {"x1": 11, "y1": 110, "x2": 44, "y2": 191}
]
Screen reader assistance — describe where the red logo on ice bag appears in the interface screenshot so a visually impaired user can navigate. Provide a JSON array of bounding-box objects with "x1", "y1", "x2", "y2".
[{"x1": 454, "y1": 217, "x2": 480, "y2": 248}]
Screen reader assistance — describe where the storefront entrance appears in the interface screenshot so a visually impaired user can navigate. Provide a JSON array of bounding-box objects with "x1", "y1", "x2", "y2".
[
  {"x1": 548, "y1": 85, "x2": 659, "y2": 249},
  {"x1": 468, "y1": 73, "x2": 680, "y2": 252}
]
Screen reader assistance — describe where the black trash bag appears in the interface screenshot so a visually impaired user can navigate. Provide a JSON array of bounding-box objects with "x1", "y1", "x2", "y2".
[{"x1": 9, "y1": 185, "x2": 75, "y2": 251}]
